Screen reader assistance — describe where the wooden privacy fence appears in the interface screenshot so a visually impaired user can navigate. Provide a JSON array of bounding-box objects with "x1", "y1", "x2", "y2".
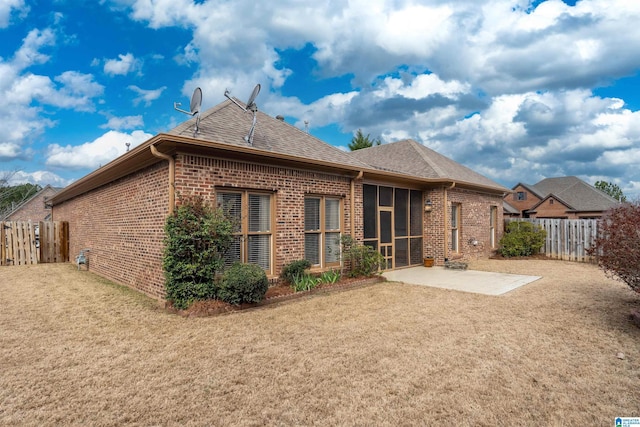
[
  {"x1": 505, "y1": 218, "x2": 598, "y2": 263},
  {"x1": 0, "y1": 221, "x2": 69, "y2": 266}
]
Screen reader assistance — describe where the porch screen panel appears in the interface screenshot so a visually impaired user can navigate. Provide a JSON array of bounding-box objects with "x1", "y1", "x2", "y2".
[
  {"x1": 380, "y1": 211, "x2": 392, "y2": 244},
  {"x1": 363, "y1": 184, "x2": 377, "y2": 239},
  {"x1": 379, "y1": 186, "x2": 393, "y2": 207},
  {"x1": 410, "y1": 190, "x2": 423, "y2": 236},
  {"x1": 394, "y1": 189, "x2": 408, "y2": 237},
  {"x1": 394, "y1": 238, "x2": 408, "y2": 267},
  {"x1": 410, "y1": 237, "x2": 422, "y2": 265}
]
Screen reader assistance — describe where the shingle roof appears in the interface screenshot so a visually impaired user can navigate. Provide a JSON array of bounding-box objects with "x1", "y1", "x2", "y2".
[
  {"x1": 512, "y1": 182, "x2": 545, "y2": 199},
  {"x1": 531, "y1": 176, "x2": 619, "y2": 212},
  {"x1": 349, "y1": 139, "x2": 507, "y2": 192},
  {"x1": 503, "y1": 200, "x2": 520, "y2": 215},
  {"x1": 168, "y1": 100, "x2": 371, "y2": 170}
]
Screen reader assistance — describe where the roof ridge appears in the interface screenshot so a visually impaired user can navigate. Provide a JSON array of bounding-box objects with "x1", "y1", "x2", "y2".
[{"x1": 407, "y1": 139, "x2": 448, "y2": 178}]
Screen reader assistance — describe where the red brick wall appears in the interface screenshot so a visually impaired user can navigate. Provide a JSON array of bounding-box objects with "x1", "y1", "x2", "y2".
[
  {"x1": 6, "y1": 187, "x2": 58, "y2": 221},
  {"x1": 52, "y1": 162, "x2": 169, "y2": 299},
  {"x1": 51, "y1": 149, "x2": 501, "y2": 299},
  {"x1": 529, "y1": 197, "x2": 571, "y2": 218},
  {"x1": 505, "y1": 184, "x2": 540, "y2": 216},
  {"x1": 425, "y1": 187, "x2": 503, "y2": 264},
  {"x1": 174, "y1": 154, "x2": 357, "y2": 275}
]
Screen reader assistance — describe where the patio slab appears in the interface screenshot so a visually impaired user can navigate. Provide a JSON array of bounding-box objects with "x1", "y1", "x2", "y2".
[{"x1": 382, "y1": 266, "x2": 541, "y2": 296}]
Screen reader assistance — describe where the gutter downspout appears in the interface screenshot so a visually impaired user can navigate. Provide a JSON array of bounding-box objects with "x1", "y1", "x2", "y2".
[
  {"x1": 443, "y1": 182, "x2": 456, "y2": 262},
  {"x1": 150, "y1": 144, "x2": 175, "y2": 215},
  {"x1": 350, "y1": 171, "x2": 364, "y2": 238}
]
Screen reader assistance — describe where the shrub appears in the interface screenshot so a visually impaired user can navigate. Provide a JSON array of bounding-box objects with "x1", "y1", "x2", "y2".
[
  {"x1": 341, "y1": 235, "x2": 384, "y2": 278},
  {"x1": 499, "y1": 221, "x2": 546, "y2": 257},
  {"x1": 587, "y1": 203, "x2": 640, "y2": 293},
  {"x1": 219, "y1": 263, "x2": 269, "y2": 305},
  {"x1": 163, "y1": 196, "x2": 235, "y2": 309},
  {"x1": 280, "y1": 259, "x2": 312, "y2": 284}
]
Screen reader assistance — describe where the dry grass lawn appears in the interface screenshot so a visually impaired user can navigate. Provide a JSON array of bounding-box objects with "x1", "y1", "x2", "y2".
[{"x1": 1, "y1": 260, "x2": 639, "y2": 426}]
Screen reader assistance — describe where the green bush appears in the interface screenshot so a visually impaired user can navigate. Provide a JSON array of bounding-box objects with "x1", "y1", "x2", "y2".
[
  {"x1": 341, "y1": 235, "x2": 384, "y2": 278},
  {"x1": 280, "y1": 259, "x2": 312, "y2": 284},
  {"x1": 499, "y1": 221, "x2": 546, "y2": 257},
  {"x1": 219, "y1": 263, "x2": 269, "y2": 305},
  {"x1": 163, "y1": 196, "x2": 235, "y2": 309}
]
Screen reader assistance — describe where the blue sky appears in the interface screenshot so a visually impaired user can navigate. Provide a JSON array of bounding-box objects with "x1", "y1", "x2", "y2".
[{"x1": 2, "y1": 0, "x2": 640, "y2": 198}]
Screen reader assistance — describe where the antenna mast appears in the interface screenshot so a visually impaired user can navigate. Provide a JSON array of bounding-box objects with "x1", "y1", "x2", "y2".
[
  {"x1": 224, "y1": 83, "x2": 261, "y2": 144},
  {"x1": 173, "y1": 87, "x2": 202, "y2": 136}
]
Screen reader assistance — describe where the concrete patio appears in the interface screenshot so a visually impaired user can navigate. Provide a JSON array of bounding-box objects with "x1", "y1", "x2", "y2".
[{"x1": 383, "y1": 266, "x2": 541, "y2": 296}]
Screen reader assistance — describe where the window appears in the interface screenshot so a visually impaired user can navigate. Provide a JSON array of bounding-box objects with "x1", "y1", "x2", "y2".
[
  {"x1": 490, "y1": 206, "x2": 497, "y2": 248},
  {"x1": 549, "y1": 198, "x2": 554, "y2": 205},
  {"x1": 305, "y1": 196, "x2": 341, "y2": 268},
  {"x1": 516, "y1": 191, "x2": 527, "y2": 201},
  {"x1": 451, "y1": 203, "x2": 460, "y2": 253},
  {"x1": 218, "y1": 190, "x2": 273, "y2": 274}
]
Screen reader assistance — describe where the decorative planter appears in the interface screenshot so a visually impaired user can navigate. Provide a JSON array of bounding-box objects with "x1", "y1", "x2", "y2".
[{"x1": 423, "y1": 257, "x2": 434, "y2": 267}]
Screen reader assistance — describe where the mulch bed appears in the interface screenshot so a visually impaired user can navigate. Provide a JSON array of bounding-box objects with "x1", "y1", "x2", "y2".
[{"x1": 166, "y1": 275, "x2": 385, "y2": 318}]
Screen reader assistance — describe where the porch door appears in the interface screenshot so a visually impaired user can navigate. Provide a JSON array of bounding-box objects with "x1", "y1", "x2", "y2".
[{"x1": 379, "y1": 208, "x2": 393, "y2": 270}]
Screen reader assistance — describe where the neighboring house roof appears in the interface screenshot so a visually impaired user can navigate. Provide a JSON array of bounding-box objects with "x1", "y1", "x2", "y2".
[
  {"x1": 1, "y1": 185, "x2": 60, "y2": 221},
  {"x1": 512, "y1": 182, "x2": 545, "y2": 199},
  {"x1": 528, "y1": 176, "x2": 619, "y2": 212},
  {"x1": 503, "y1": 200, "x2": 520, "y2": 215},
  {"x1": 349, "y1": 139, "x2": 507, "y2": 193}
]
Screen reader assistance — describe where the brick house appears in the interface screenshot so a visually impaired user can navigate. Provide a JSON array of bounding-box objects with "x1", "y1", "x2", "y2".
[
  {"x1": 51, "y1": 99, "x2": 508, "y2": 300},
  {"x1": 506, "y1": 176, "x2": 619, "y2": 219},
  {"x1": 1, "y1": 185, "x2": 60, "y2": 221}
]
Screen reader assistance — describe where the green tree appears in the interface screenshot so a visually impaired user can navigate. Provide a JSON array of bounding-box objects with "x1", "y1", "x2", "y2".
[
  {"x1": 0, "y1": 175, "x2": 41, "y2": 217},
  {"x1": 595, "y1": 180, "x2": 626, "y2": 202},
  {"x1": 348, "y1": 129, "x2": 381, "y2": 151}
]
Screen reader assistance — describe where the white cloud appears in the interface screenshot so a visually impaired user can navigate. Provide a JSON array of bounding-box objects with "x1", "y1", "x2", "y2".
[
  {"x1": 100, "y1": 115, "x2": 144, "y2": 130},
  {"x1": 100, "y1": 0, "x2": 640, "y2": 190},
  {"x1": 0, "y1": 142, "x2": 21, "y2": 159},
  {"x1": 103, "y1": 52, "x2": 141, "y2": 76},
  {"x1": 12, "y1": 28, "x2": 55, "y2": 69},
  {"x1": 4, "y1": 170, "x2": 72, "y2": 187},
  {"x1": 46, "y1": 130, "x2": 153, "y2": 170},
  {"x1": 128, "y1": 85, "x2": 166, "y2": 106},
  {"x1": 0, "y1": 0, "x2": 28, "y2": 28}
]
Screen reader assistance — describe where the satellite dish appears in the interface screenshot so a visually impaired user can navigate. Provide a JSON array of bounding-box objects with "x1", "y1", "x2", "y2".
[
  {"x1": 190, "y1": 87, "x2": 202, "y2": 115},
  {"x1": 223, "y1": 83, "x2": 262, "y2": 144},
  {"x1": 174, "y1": 87, "x2": 203, "y2": 136},
  {"x1": 246, "y1": 84, "x2": 260, "y2": 111}
]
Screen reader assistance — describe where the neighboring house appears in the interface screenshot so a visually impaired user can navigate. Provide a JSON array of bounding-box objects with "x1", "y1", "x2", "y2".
[
  {"x1": 51, "y1": 99, "x2": 508, "y2": 300},
  {"x1": 506, "y1": 176, "x2": 619, "y2": 219},
  {"x1": 1, "y1": 185, "x2": 60, "y2": 222}
]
